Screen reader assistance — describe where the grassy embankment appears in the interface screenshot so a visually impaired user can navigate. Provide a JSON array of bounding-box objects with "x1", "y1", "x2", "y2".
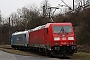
[
  {"x1": 0, "y1": 45, "x2": 33, "y2": 56},
  {"x1": 72, "y1": 52, "x2": 90, "y2": 60}
]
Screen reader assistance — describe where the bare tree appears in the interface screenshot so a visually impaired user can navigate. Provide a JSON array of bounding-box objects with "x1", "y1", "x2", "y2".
[
  {"x1": 0, "y1": 11, "x2": 2, "y2": 25},
  {"x1": 10, "y1": 13, "x2": 19, "y2": 26}
]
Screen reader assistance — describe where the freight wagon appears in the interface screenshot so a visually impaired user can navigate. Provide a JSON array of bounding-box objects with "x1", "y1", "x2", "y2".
[{"x1": 11, "y1": 23, "x2": 77, "y2": 57}]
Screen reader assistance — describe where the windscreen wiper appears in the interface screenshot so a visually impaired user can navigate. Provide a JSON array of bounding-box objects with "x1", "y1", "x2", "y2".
[
  {"x1": 58, "y1": 26, "x2": 64, "y2": 34},
  {"x1": 58, "y1": 26, "x2": 68, "y2": 34}
]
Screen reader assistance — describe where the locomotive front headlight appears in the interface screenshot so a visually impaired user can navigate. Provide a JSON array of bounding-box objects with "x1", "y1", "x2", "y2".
[
  {"x1": 54, "y1": 37, "x2": 60, "y2": 41},
  {"x1": 68, "y1": 37, "x2": 74, "y2": 40}
]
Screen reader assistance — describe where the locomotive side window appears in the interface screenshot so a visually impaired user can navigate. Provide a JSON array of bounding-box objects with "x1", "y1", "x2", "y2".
[
  {"x1": 46, "y1": 28, "x2": 48, "y2": 34},
  {"x1": 24, "y1": 34, "x2": 26, "y2": 37},
  {"x1": 52, "y1": 26, "x2": 72, "y2": 33}
]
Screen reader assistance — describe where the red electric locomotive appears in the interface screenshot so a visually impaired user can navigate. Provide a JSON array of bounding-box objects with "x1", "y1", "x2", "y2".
[{"x1": 29, "y1": 22, "x2": 77, "y2": 56}]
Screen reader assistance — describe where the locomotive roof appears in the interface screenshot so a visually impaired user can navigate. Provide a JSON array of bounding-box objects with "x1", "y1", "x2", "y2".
[
  {"x1": 30, "y1": 25, "x2": 46, "y2": 31},
  {"x1": 12, "y1": 30, "x2": 29, "y2": 35},
  {"x1": 45, "y1": 22, "x2": 72, "y2": 28}
]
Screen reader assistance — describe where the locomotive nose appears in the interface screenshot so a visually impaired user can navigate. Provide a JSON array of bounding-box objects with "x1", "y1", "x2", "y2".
[
  {"x1": 53, "y1": 33, "x2": 67, "y2": 45},
  {"x1": 53, "y1": 32, "x2": 75, "y2": 46}
]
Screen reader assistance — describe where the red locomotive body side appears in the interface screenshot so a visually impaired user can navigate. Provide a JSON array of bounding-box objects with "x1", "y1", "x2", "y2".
[
  {"x1": 29, "y1": 29, "x2": 45, "y2": 44},
  {"x1": 28, "y1": 25, "x2": 51, "y2": 50},
  {"x1": 29, "y1": 28, "x2": 50, "y2": 47}
]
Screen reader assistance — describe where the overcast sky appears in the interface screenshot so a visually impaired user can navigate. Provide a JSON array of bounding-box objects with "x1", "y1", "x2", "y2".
[{"x1": 0, "y1": 0, "x2": 74, "y2": 17}]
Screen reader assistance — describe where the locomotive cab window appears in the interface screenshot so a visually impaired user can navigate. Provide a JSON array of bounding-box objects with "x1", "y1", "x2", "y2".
[{"x1": 52, "y1": 26, "x2": 72, "y2": 33}]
